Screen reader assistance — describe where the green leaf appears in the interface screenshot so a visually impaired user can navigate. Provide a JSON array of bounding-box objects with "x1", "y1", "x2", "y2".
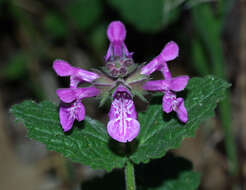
[
  {"x1": 66, "y1": 0, "x2": 102, "y2": 30},
  {"x1": 147, "y1": 171, "x2": 200, "y2": 190},
  {"x1": 10, "y1": 76, "x2": 229, "y2": 172},
  {"x1": 130, "y1": 75, "x2": 230, "y2": 164},
  {"x1": 10, "y1": 101, "x2": 126, "y2": 172},
  {"x1": 107, "y1": 0, "x2": 180, "y2": 33}
]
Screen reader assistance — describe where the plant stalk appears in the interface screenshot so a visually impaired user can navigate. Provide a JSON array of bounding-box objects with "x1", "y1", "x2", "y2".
[{"x1": 125, "y1": 161, "x2": 136, "y2": 190}]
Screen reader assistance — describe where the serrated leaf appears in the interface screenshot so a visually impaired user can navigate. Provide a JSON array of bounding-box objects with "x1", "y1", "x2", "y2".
[
  {"x1": 10, "y1": 76, "x2": 229, "y2": 172},
  {"x1": 130, "y1": 75, "x2": 230, "y2": 164},
  {"x1": 147, "y1": 171, "x2": 200, "y2": 190},
  {"x1": 10, "y1": 101, "x2": 126, "y2": 172}
]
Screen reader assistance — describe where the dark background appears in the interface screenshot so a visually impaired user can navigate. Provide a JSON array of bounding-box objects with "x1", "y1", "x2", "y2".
[{"x1": 0, "y1": 0, "x2": 245, "y2": 189}]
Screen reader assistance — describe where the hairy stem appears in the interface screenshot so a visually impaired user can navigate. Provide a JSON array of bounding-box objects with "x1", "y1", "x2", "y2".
[{"x1": 125, "y1": 161, "x2": 136, "y2": 190}]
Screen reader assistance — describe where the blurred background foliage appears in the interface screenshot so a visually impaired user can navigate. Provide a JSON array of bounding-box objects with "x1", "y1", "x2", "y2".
[{"x1": 0, "y1": 0, "x2": 245, "y2": 189}]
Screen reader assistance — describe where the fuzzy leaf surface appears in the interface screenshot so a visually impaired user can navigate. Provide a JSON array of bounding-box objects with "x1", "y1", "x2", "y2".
[
  {"x1": 10, "y1": 101, "x2": 126, "y2": 172},
  {"x1": 130, "y1": 75, "x2": 230, "y2": 164},
  {"x1": 10, "y1": 76, "x2": 229, "y2": 171}
]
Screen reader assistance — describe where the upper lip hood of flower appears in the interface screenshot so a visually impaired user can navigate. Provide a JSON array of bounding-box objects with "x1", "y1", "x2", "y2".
[
  {"x1": 107, "y1": 21, "x2": 126, "y2": 43},
  {"x1": 105, "y1": 21, "x2": 132, "y2": 62}
]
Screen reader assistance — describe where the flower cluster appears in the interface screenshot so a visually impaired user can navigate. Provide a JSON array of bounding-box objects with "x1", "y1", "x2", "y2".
[
  {"x1": 141, "y1": 42, "x2": 189, "y2": 122},
  {"x1": 53, "y1": 21, "x2": 189, "y2": 143},
  {"x1": 53, "y1": 60, "x2": 100, "y2": 131}
]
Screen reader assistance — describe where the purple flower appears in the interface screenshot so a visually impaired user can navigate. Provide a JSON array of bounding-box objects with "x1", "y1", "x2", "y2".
[
  {"x1": 53, "y1": 59, "x2": 99, "y2": 88},
  {"x1": 107, "y1": 85, "x2": 140, "y2": 143},
  {"x1": 105, "y1": 21, "x2": 132, "y2": 61},
  {"x1": 143, "y1": 76, "x2": 189, "y2": 92},
  {"x1": 53, "y1": 59, "x2": 100, "y2": 131},
  {"x1": 162, "y1": 91, "x2": 187, "y2": 123},
  {"x1": 53, "y1": 21, "x2": 189, "y2": 142},
  {"x1": 143, "y1": 72, "x2": 189, "y2": 122},
  {"x1": 141, "y1": 40, "x2": 189, "y2": 122},
  {"x1": 57, "y1": 87, "x2": 100, "y2": 131},
  {"x1": 141, "y1": 41, "x2": 179, "y2": 76}
]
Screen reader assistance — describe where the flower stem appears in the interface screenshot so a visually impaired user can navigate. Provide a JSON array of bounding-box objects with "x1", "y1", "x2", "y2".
[{"x1": 125, "y1": 161, "x2": 136, "y2": 190}]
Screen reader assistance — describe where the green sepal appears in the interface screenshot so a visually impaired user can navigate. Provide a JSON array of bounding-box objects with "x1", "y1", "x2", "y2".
[
  {"x1": 132, "y1": 89, "x2": 148, "y2": 103},
  {"x1": 99, "y1": 91, "x2": 110, "y2": 107}
]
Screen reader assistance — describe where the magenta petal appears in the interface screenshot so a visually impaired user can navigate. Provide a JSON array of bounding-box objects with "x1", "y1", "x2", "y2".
[
  {"x1": 75, "y1": 101, "x2": 85, "y2": 121},
  {"x1": 53, "y1": 59, "x2": 99, "y2": 87},
  {"x1": 107, "y1": 21, "x2": 126, "y2": 43},
  {"x1": 175, "y1": 98, "x2": 188, "y2": 123},
  {"x1": 53, "y1": 59, "x2": 74, "y2": 76},
  {"x1": 109, "y1": 96, "x2": 137, "y2": 120},
  {"x1": 142, "y1": 80, "x2": 169, "y2": 91},
  {"x1": 105, "y1": 44, "x2": 113, "y2": 61},
  {"x1": 169, "y1": 76, "x2": 189, "y2": 92},
  {"x1": 75, "y1": 87, "x2": 100, "y2": 99},
  {"x1": 105, "y1": 21, "x2": 132, "y2": 60},
  {"x1": 109, "y1": 85, "x2": 136, "y2": 120},
  {"x1": 158, "y1": 62, "x2": 172, "y2": 79},
  {"x1": 59, "y1": 105, "x2": 75, "y2": 132},
  {"x1": 141, "y1": 41, "x2": 179, "y2": 75},
  {"x1": 160, "y1": 41, "x2": 179, "y2": 61},
  {"x1": 162, "y1": 93, "x2": 173, "y2": 113},
  {"x1": 74, "y1": 68, "x2": 99, "y2": 83},
  {"x1": 108, "y1": 84, "x2": 139, "y2": 142},
  {"x1": 114, "y1": 43, "x2": 124, "y2": 57},
  {"x1": 107, "y1": 118, "x2": 140, "y2": 143},
  {"x1": 57, "y1": 88, "x2": 76, "y2": 103},
  {"x1": 70, "y1": 75, "x2": 80, "y2": 88},
  {"x1": 140, "y1": 58, "x2": 160, "y2": 75},
  {"x1": 122, "y1": 43, "x2": 132, "y2": 57}
]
